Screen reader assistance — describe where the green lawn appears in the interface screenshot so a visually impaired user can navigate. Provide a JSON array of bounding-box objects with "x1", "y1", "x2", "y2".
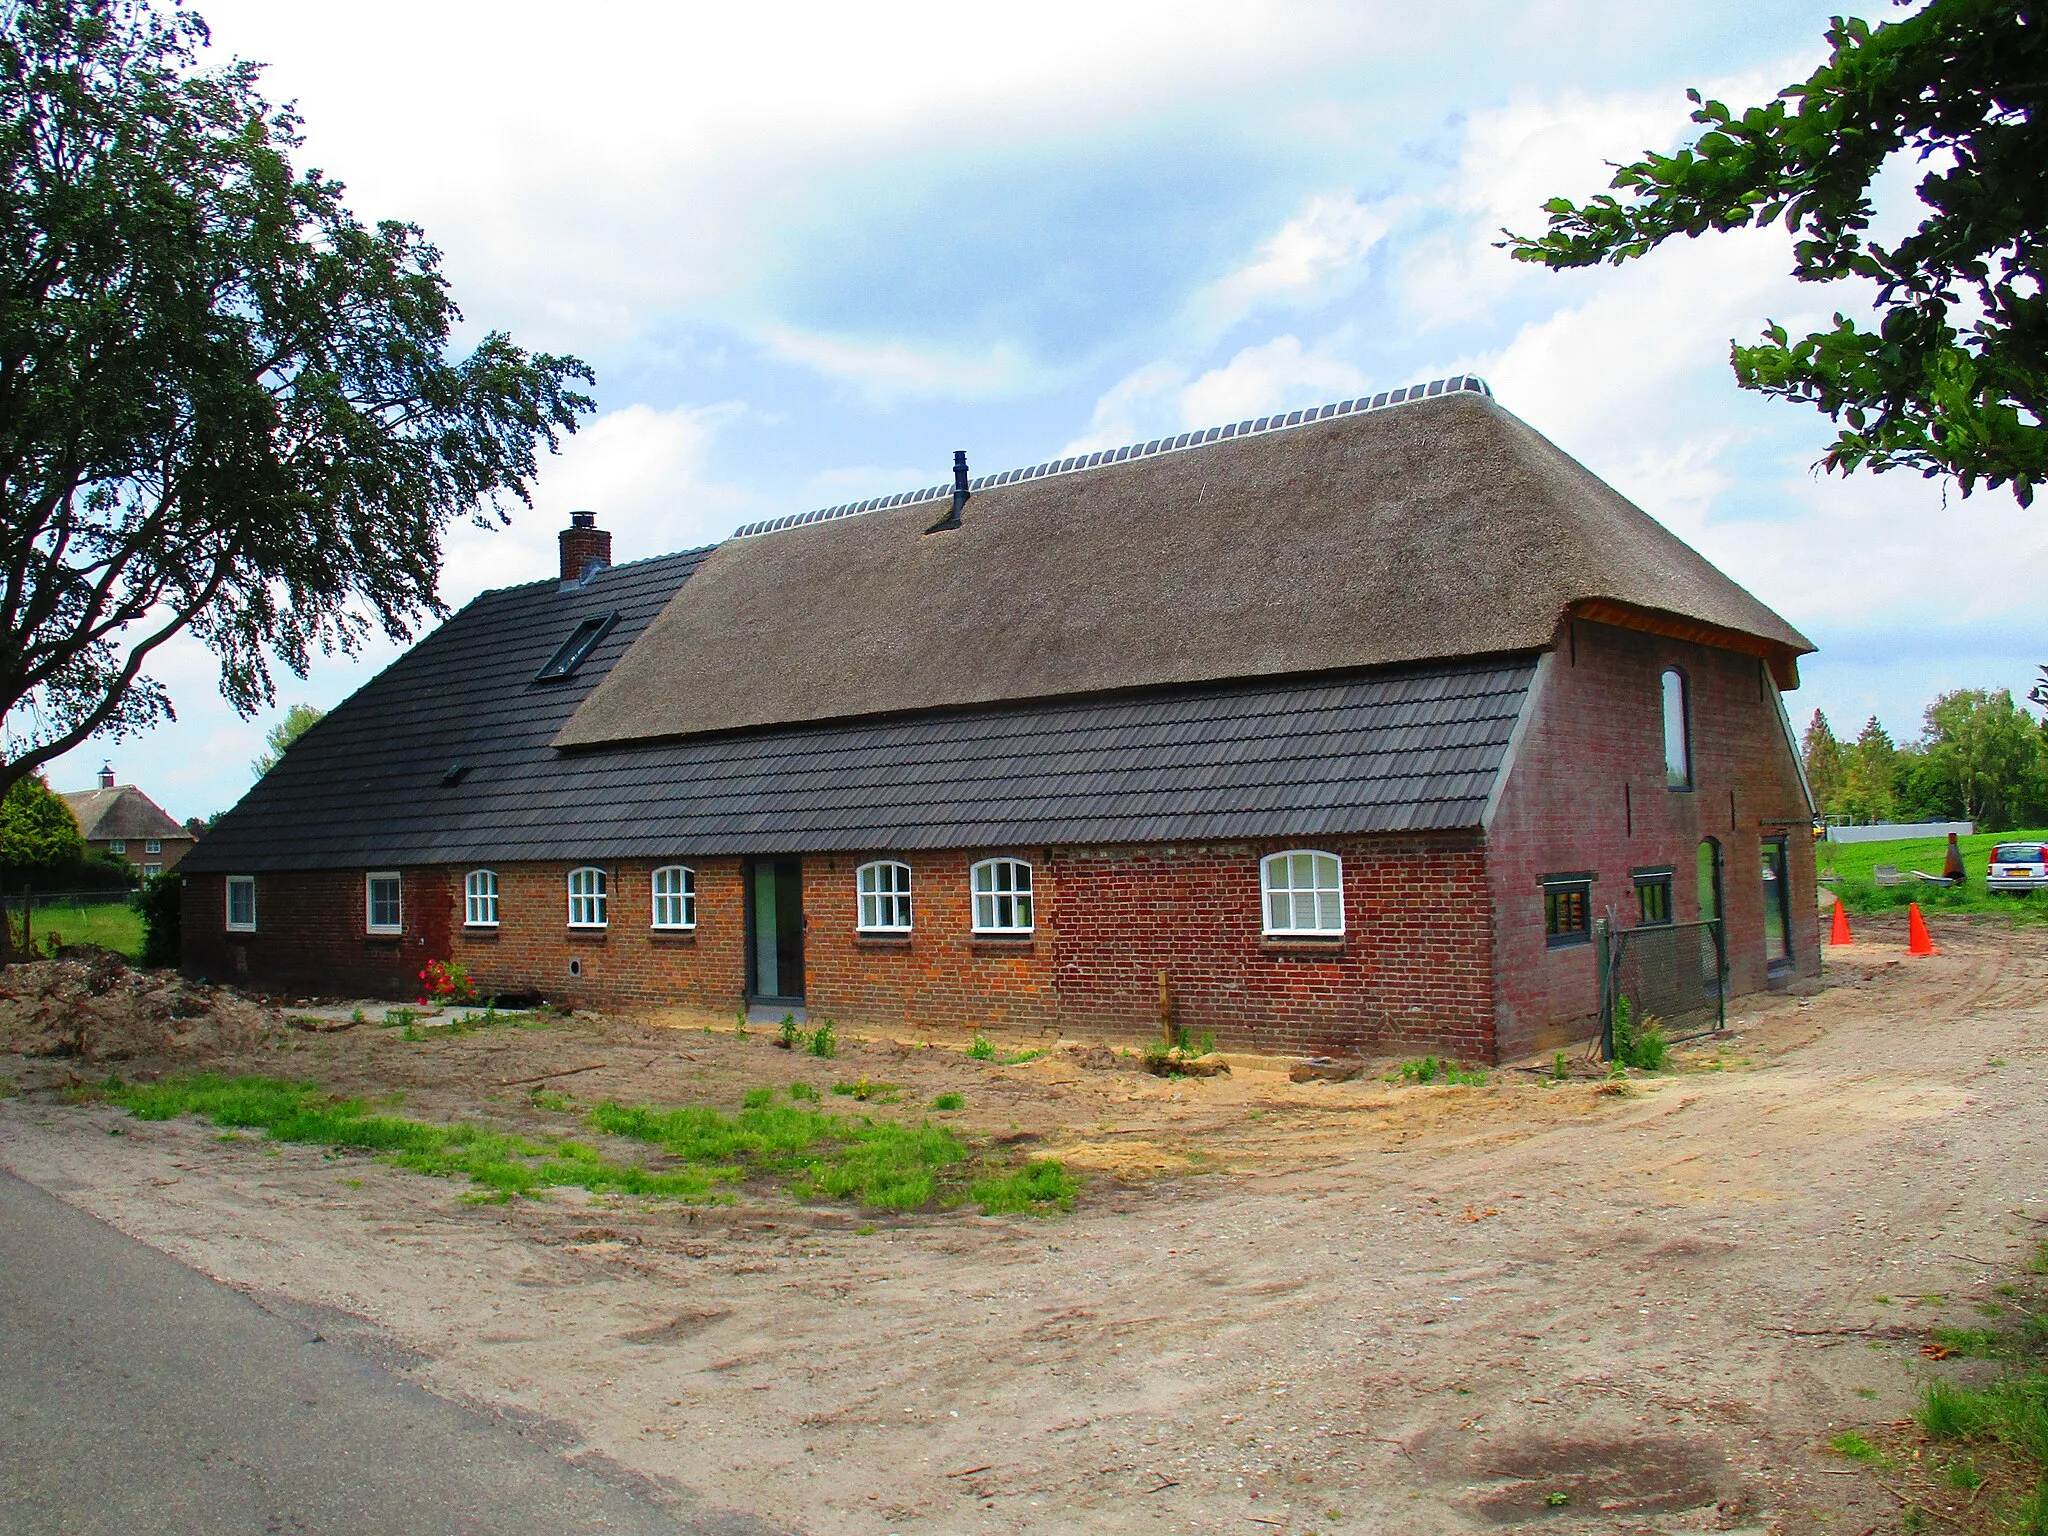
[
  {"x1": 1821, "y1": 828, "x2": 2048, "y2": 918},
  {"x1": 15, "y1": 899, "x2": 143, "y2": 958}
]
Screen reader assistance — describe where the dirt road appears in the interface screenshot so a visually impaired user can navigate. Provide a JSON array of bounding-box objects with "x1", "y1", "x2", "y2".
[{"x1": 4, "y1": 914, "x2": 2044, "y2": 1534}]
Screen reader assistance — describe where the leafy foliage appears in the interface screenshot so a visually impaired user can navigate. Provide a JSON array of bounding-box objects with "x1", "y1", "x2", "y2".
[
  {"x1": 0, "y1": 772, "x2": 83, "y2": 881},
  {"x1": 1610, "y1": 995, "x2": 1669, "y2": 1072},
  {"x1": 250, "y1": 704, "x2": 325, "y2": 779},
  {"x1": 0, "y1": 1, "x2": 592, "y2": 795},
  {"x1": 1806, "y1": 693, "x2": 2048, "y2": 832},
  {"x1": 1504, "y1": 1, "x2": 2046, "y2": 504},
  {"x1": 131, "y1": 869, "x2": 178, "y2": 965}
]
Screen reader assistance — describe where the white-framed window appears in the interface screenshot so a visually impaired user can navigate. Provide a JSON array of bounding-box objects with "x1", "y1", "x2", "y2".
[
  {"x1": 651, "y1": 865, "x2": 696, "y2": 930},
  {"x1": 1261, "y1": 850, "x2": 1344, "y2": 935},
  {"x1": 567, "y1": 866, "x2": 608, "y2": 929},
  {"x1": 225, "y1": 875, "x2": 256, "y2": 932},
  {"x1": 465, "y1": 869, "x2": 500, "y2": 927},
  {"x1": 857, "y1": 860, "x2": 913, "y2": 932},
  {"x1": 366, "y1": 872, "x2": 403, "y2": 934},
  {"x1": 109, "y1": 839, "x2": 126, "y2": 854},
  {"x1": 144, "y1": 838, "x2": 162, "y2": 854},
  {"x1": 971, "y1": 857, "x2": 1034, "y2": 933},
  {"x1": 1662, "y1": 667, "x2": 1692, "y2": 790},
  {"x1": 143, "y1": 863, "x2": 162, "y2": 881}
]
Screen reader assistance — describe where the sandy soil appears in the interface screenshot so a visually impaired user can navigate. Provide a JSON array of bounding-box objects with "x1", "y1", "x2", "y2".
[{"x1": 4, "y1": 915, "x2": 2045, "y2": 1535}]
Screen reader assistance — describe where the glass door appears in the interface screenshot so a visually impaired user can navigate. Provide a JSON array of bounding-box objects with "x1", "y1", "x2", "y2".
[
  {"x1": 746, "y1": 857, "x2": 805, "y2": 1002},
  {"x1": 1761, "y1": 838, "x2": 1791, "y2": 969},
  {"x1": 1697, "y1": 839, "x2": 1723, "y2": 990}
]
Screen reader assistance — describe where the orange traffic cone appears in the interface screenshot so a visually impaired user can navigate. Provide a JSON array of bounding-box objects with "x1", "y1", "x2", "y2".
[
  {"x1": 1829, "y1": 899, "x2": 1853, "y2": 946},
  {"x1": 1907, "y1": 901, "x2": 1939, "y2": 956}
]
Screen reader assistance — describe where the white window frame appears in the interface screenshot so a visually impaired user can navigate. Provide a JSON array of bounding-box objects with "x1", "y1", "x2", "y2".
[
  {"x1": 856, "y1": 860, "x2": 913, "y2": 933},
  {"x1": 144, "y1": 838, "x2": 162, "y2": 854},
  {"x1": 225, "y1": 875, "x2": 257, "y2": 932},
  {"x1": 365, "y1": 871, "x2": 403, "y2": 934},
  {"x1": 143, "y1": 863, "x2": 162, "y2": 880},
  {"x1": 971, "y1": 857, "x2": 1034, "y2": 934},
  {"x1": 651, "y1": 865, "x2": 697, "y2": 930},
  {"x1": 109, "y1": 839, "x2": 126, "y2": 854},
  {"x1": 1261, "y1": 850, "x2": 1345, "y2": 936},
  {"x1": 464, "y1": 869, "x2": 500, "y2": 928},
  {"x1": 567, "y1": 866, "x2": 608, "y2": 929}
]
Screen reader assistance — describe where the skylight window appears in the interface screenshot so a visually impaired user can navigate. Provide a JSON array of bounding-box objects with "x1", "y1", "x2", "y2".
[{"x1": 535, "y1": 613, "x2": 617, "y2": 682}]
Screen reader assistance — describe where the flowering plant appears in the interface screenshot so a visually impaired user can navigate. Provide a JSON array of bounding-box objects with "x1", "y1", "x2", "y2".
[{"x1": 418, "y1": 958, "x2": 478, "y2": 1005}]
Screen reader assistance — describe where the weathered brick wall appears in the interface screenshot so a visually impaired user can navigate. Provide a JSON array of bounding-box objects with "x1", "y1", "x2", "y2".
[
  {"x1": 449, "y1": 859, "x2": 746, "y2": 1014},
  {"x1": 181, "y1": 868, "x2": 449, "y2": 997},
  {"x1": 1047, "y1": 837, "x2": 1494, "y2": 1059},
  {"x1": 1486, "y1": 619, "x2": 1820, "y2": 1059}
]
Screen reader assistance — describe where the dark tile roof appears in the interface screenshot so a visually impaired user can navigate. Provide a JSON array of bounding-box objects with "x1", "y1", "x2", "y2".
[
  {"x1": 185, "y1": 629, "x2": 1534, "y2": 873},
  {"x1": 183, "y1": 549, "x2": 712, "y2": 874}
]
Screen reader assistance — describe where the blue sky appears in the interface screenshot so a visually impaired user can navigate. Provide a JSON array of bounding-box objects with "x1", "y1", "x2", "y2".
[{"x1": 43, "y1": 0, "x2": 2047, "y2": 818}]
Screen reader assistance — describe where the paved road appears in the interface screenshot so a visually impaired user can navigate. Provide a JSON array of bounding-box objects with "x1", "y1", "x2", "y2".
[{"x1": 0, "y1": 1169, "x2": 774, "y2": 1535}]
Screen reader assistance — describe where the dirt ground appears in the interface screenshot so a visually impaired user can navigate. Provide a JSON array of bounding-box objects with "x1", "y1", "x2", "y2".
[{"x1": 3, "y1": 915, "x2": 2045, "y2": 1535}]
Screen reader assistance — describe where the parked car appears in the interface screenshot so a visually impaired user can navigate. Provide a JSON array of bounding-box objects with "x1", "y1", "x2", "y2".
[{"x1": 1985, "y1": 842, "x2": 2048, "y2": 893}]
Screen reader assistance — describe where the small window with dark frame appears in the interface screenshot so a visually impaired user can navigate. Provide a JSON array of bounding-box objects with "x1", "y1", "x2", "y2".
[
  {"x1": 1543, "y1": 877, "x2": 1592, "y2": 948},
  {"x1": 1635, "y1": 870, "x2": 1674, "y2": 926},
  {"x1": 534, "y1": 613, "x2": 618, "y2": 683}
]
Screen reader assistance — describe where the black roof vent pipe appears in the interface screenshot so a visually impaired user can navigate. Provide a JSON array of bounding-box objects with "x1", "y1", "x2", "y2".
[{"x1": 925, "y1": 450, "x2": 970, "y2": 533}]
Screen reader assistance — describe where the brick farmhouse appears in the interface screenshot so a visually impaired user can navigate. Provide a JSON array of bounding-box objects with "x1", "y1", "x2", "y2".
[
  {"x1": 180, "y1": 378, "x2": 1819, "y2": 1061},
  {"x1": 60, "y1": 765, "x2": 197, "y2": 879}
]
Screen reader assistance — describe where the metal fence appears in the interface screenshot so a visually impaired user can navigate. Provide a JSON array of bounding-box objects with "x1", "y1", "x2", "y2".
[{"x1": 1595, "y1": 915, "x2": 1726, "y2": 1060}]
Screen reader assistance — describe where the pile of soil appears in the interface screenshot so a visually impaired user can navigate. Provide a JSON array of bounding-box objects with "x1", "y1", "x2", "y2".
[{"x1": 0, "y1": 947, "x2": 278, "y2": 1061}]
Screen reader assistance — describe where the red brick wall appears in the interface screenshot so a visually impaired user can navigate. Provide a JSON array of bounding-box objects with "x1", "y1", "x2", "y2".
[
  {"x1": 181, "y1": 868, "x2": 449, "y2": 997},
  {"x1": 1046, "y1": 837, "x2": 1494, "y2": 1059},
  {"x1": 1485, "y1": 619, "x2": 1819, "y2": 1059}
]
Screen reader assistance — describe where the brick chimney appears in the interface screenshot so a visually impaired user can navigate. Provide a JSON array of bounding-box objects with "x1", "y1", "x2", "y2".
[
  {"x1": 558, "y1": 510, "x2": 611, "y2": 583},
  {"x1": 99, "y1": 761, "x2": 115, "y2": 789}
]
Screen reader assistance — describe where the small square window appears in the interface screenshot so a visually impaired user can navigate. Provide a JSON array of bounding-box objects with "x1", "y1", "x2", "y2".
[
  {"x1": 109, "y1": 840, "x2": 126, "y2": 854},
  {"x1": 971, "y1": 858, "x2": 1034, "y2": 933},
  {"x1": 366, "y1": 872, "x2": 403, "y2": 933},
  {"x1": 1543, "y1": 878, "x2": 1592, "y2": 948},
  {"x1": 144, "y1": 839, "x2": 162, "y2": 854},
  {"x1": 857, "y1": 861, "x2": 913, "y2": 932},
  {"x1": 652, "y1": 865, "x2": 696, "y2": 930},
  {"x1": 143, "y1": 863, "x2": 162, "y2": 881},
  {"x1": 1635, "y1": 871, "x2": 1673, "y2": 926},
  {"x1": 226, "y1": 876, "x2": 256, "y2": 932}
]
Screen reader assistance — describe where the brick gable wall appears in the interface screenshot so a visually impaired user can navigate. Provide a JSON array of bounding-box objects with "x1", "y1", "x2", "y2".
[{"x1": 1485, "y1": 619, "x2": 1819, "y2": 1059}]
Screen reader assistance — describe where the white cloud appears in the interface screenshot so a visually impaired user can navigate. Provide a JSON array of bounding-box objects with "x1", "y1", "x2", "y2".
[
  {"x1": 1188, "y1": 193, "x2": 1395, "y2": 332},
  {"x1": 1061, "y1": 362, "x2": 1188, "y2": 454},
  {"x1": 1176, "y1": 337, "x2": 1367, "y2": 430},
  {"x1": 757, "y1": 326, "x2": 1047, "y2": 403}
]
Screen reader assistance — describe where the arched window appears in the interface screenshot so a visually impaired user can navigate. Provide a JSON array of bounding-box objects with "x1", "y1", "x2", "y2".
[
  {"x1": 567, "y1": 866, "x2": 608, "y2": 929},
  {"x1": 1261, "y1": 850, "x2": 1344, "y2": 935},
  {"x1": 971, "y1": 858, "x2": 1033, "y2": 933},
  {"x1": 857, "y1": 860, "x2": 913, "y2": 932},
  {"x1": 464, "y1": 870, "x2": 499, "y2": 927},
  {"x1": 651, "y1": 865, "x2": 696, "y2": 930},
  {"x1": 1661, "y1": 667, "x2": 1692, "y2": 790}
]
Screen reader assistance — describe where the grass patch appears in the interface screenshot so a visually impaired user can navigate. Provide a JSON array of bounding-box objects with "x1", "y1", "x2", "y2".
[
  {"x1": 1933, "y1": 1326, "x2": 2008, "y2": 1359},
  {"x1": 788, "y1": 1082, "x2": 820, "y2": 1103},
  {"x1": 830, "y1": 1075, "x2": 902, "y2": 1103},
  {"x1": 932, "y1": 1092, "x2": 964, "y2": 1112},
  {"x1": 95, "y1": 1075, "x2": 717, "y2": 1203},
  {"x1": 966, "y1": 1032, "x2": 995, "y2": 1061},
  {"x1": 21, "y1": 899, "x2": 144, "y2": 958},
  {"x1": 1822, "y1": 827, "x2": 2048, "y2": 919},
  {"x1": 397, "y1": 1005, "x2": 549, "y2": 1040},
  {"x1": 969, "y1": 1158, "x2": 1079, "y2": 1216},
  {"x1": 1828, "y1": 1430, "x2": 1891, "y2": 1466},
  {"x1": 1390, "y1": 1056, "x2": 1489, "y2": 1086}
]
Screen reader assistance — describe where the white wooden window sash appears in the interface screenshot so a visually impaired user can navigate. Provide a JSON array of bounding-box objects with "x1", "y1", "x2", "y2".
[
  {"x1": 857, "y1": 860, "x2": 913, "y2": 932},
  {"x1": 465, "y1": 869, "x2": 499, "y2": 927},
  {"x1": 651, "y1": 865, "x2": 697, "y2": 930},
  {"x1": 1261, "y1": 850, "x2": 1344, "y2": 935},
  {"x1": 567, "y1": 866, "x2": 608, "y2": 929},
  {"x1": 971, "y1": 858, "x2": 1034, "y2": 933}
]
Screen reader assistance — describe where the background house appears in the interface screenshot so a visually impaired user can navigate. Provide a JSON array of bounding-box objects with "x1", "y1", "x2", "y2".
[
  {"x1": 177, "y1": 379, "x2": 1819, "y2": 1059},
  {"x1": 61, "y1": 765, "x2": 196, "y2": 881}
]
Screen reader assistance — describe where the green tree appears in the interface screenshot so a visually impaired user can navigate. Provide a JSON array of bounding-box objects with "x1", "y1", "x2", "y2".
[
  {"x1": 1504, "y1": 0, "x2": 2046, "y2": 505},
  {"x1": 1836, "y1": 716, "x2": 1899, "y2": 824},
  {"x1": 0, "y1": 0, "x2": 593, "y2": 802},
  {"x1": 251, "y1": 703, "x2": 325, "y2": 779},
  {"x1": 1802, "y1": 709, "x2": 1845, "y2": 812},
  {"x1": 0, "y1": 771, "x2": 84, "y2": 957},
  {"x1": 1919, "y1": 687, "x2": 2041, "y2": 830}
]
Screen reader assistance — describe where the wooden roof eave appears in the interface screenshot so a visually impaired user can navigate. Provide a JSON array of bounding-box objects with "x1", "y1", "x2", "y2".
[{"x1": 1567, "y1": 598, "x2": 1806, "y2": 690}]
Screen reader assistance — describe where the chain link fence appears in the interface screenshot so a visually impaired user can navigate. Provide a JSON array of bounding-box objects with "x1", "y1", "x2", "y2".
[{"x1": 1595, "y1": 915, "x2": 1726, "y2": 1060}]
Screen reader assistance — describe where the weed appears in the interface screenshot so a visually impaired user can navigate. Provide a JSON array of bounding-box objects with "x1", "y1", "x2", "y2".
[
  {"x1": 856, "y1": 1223, "x2": 877, "y2": 1236},
  {"x1": 90, "y1": 1075, "x2": 718, "y2": 1203},
  {"x1": 1944, "y1": 1457, "x2": 1984, "y2": 1491},
  {"x1": 1550, "y1": 1052, "x2": 1569, "y2": 1082},
  {"x1": 970, "y1": 1158, "x2": 1079, "y2": 1216},
  {"x1": 966, "y1": 1032, "x2": 995, "y2": 1061},
  {"x1": 1989, "y1": 1057, "x2": 2009, "y2": 1068},
  {"x1": 932, "y1": 1092, "x2": 964, "y2": 1112},
  {"x1": 743, "y1": 1088, "x2": 775, "y2": 1109},
  {"x1": 529, "y1": 1089, "x2": 571, "y2": 1113},
  {"x1": 831, "y1": 1076, "x2": 900, "y2": 1103},
  {"x1": 778, "y1": 1015, "x2": 801, "y2": 1050},
  {"x1": 1610, "y1": 996, "x2": 1668, "y2": 1071},
  {"x1": 1876, "y1": 1296, "x2": 1894, "y2": 1305},
  {"x1": 1855, "y1": 1387, "x2": 1878, "y2": 1400},
  {"x1": 1899, "y1": 1503, "x2": 1926, "y2": 1533},
  {"x1": 349, "y1": 1006, "x2": 368, "y2": 1026},
  {"x1": 787, "y1": 1082, "x2": 820, "y2": 1103},
  {"x1": 2031, "y1": 1241, "x2": 2048, "y2": 1277},
  {"x1": 1543, "y1": 1491, "x2": 1570, "y2": 1507},
  {"x1": 382, "y1": 1006, "x2": 420, "y2": 1030},
  {"x1": 0, "y1": 1075, "x2": 14, "y2": 1099},
  {"x1": 733, "y1": 1008, "x2": 748, "y2": 1039},
  {"x1": 1933, "y1": 1327, "x2": 2005, "y2": 1359},
  {"x1": 999, "y1": 1047, "x2": 1048, "y2": 1066},
  {"x1": 1390, "y1": 1056, "x2": 1488, "y2": 1086},
  {"x1": 1982, "y1": 1303, "x2": 2010, "y2": 1318},
  {"x1": 341, "y1": 1177, "x2": 363, "y2": 1189},
  {"x1": 1828, "y1": 1430, "x2": 1889, "y2": 1466},
  {"x1": 807, "y1": 1020, "x2": 837, "y2": 1059}
]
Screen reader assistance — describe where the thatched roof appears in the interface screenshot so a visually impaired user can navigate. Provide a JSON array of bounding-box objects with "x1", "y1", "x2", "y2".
[{"x1": 557, "y1": 386, "x2": 1809, "y2": 750}]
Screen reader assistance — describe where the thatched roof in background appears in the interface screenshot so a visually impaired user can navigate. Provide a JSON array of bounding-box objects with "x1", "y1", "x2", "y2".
[{"x1": 557, "y1": 389, "x2": 1809, "y2": 750}]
